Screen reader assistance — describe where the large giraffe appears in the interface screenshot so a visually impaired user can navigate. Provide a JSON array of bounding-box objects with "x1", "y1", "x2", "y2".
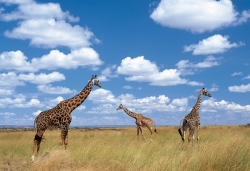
[
  {"x1": 31, "y1": 75, "x2": 101, "y2": 161},
  {"x1": 116, "y1": 104, "x2": 157, "y2": 141},
  {"x1": 178, "y1": 88, "x2": 211, "y2": 145}
]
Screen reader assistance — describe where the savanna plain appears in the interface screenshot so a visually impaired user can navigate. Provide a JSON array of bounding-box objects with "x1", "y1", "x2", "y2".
[{"x1": 0, "y1": 125, "x2": 249, "y2": 171}]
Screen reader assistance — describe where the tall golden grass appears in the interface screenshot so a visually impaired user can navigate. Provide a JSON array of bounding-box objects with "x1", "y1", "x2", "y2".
[{"x1": 0, "y1": 126, "x2": 249, "y2": 171}]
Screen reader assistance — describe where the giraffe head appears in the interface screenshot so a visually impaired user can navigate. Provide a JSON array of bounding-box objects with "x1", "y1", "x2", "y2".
[
  {"x1": 91, "y1": 75, "x2": 102, "y2": 88},
  {"x1": 116, "y1": 104, "x2": 124, "y2": 110},
  {"x1": 201, "y1": 88, "x2": 212, "y2": 97}
]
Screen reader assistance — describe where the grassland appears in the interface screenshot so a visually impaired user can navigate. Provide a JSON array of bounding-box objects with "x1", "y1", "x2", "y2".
[{"x1": 0, "y1": 125, "x2": 249, "y2": 171}]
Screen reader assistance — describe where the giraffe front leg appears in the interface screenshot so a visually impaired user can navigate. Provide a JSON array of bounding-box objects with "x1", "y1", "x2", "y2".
[
  {"x1": 60, "y1": 127, "x2": 69, "y2": 150},
  {"x1": 32, "y1": 139, "x2": 37, "y2": 161},
  {"x1": 136, "y1": 126, "x2": 140, "y2": 140},
  {"x1": 64, "y1": 132, "x2": 69, "y2": 150},
  {"x1": 31, "y1": 131, "x2": 44, "y2": 161}
]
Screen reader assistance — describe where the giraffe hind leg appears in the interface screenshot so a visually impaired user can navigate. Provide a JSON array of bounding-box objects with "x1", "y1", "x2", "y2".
[
  {"x1": 139, "y1": 126, "x2": 147, "y2": 141},
  {"x1": 196, "y1": 125, "x2": 200, "y2": 144},
  {"x1": 180, "y1": 119, "x2": 189, "y2": 142},
  {"x1": 188, "y1": 128, "x2": 195, "y2": 145},
  {"x1": 147, "y1": 126, "x2": 154, "y2": 142}
]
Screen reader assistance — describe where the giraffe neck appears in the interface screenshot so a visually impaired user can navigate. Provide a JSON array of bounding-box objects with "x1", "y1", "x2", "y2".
[
  {"x1": 193, "y1": 91, "x2": 203, "y2": 111},
  {"x1": 122, "y1": 107, "x2": 139, "y2": 119},
  {"x1": 66, "y1": 80, "x2": 93, "y2": 113}
]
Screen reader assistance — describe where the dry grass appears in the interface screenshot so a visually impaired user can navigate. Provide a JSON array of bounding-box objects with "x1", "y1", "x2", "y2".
[{"x1": 0, "y1": 126, "x2": 249, "y2": 171}]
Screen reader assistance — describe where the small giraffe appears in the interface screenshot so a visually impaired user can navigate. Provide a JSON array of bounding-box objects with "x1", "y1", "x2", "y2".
[
  {"x1": 178, "y1": 88, "x2": 211, "y2": 145},
  {"x1": 31, "y1": 75, "x2": 101, "y2": 161},
  {"x1": 116, "y1": 104, "x2": 157, "y2": 141}
]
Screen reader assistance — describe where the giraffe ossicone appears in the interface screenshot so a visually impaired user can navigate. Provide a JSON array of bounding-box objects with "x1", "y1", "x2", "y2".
[
  {"x1": 116, "y1": 104, "x2": 157, "y2": 141},
  {"x1": 31, "y1": 75, "x2": 101, "y2": 161},
  {"x1": 178, "y1": 88, "x2": 211, "y2": 145}
]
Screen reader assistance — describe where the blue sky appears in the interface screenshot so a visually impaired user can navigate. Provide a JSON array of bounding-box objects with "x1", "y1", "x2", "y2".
[{"x1": 0, "y1": 0, "x2": 249, "y2": 126}]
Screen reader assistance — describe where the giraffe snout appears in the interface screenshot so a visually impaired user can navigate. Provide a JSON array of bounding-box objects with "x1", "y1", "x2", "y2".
[{"x1": 96, "y1": 82, "x2": 102, "y2": 88}]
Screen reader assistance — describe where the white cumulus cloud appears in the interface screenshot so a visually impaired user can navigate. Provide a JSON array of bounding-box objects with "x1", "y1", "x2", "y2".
[
  {"x1": 184, "y1": 34, "x2": 241, "y2": 55},
  {"x1": 0, "y1": 1, "x2": 78, "y2": 22},
  {"x1": 150, "y1": 0, "x2": 241, "y2": 33},
  {"x1": 176, "y1": 56, "x2": 220, "y2": 76},
  {"x1": 117, "y1": 56, "x2": 198, "y2": 86},
  {"x1": 0, "y1": 51, "x2": 33, "y2": 72},
  {"x1": 228, "y1": 83, "x2": 250, "y2": 92},
  {"x1": 0, "y1": 1, "x2": 97, "y2": 49},
  {"x1": 18, "y1": 72, "x2": 65, "y2": 84},
  {"x1": 0, "y1": 94, "x2": 43, "y2": 108},
  {"x1": 37, "y1": 84, "x2": 74, "y2": 94},
  {"x1": 0, "y1": 72, "x2": 25, "y2": 87},
  {"x1": 203, "y1": 98, "x2": 250, "y2": 112},
  {"x1": 0, "y1": 48, "x2": 103, "y2": 72},
  {"x1": 4, "y1": 19, "x2": 93, "y2": 49},
  {"x1": 231, "y1": 72, "x2": 243, "y2": 76}
]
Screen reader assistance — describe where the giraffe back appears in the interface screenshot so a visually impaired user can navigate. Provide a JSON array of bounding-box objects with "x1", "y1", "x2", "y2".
[
  {"x1": 184, "y1": 110, "x2": 200, "y2": 128},
  {"x1": 141, "y1": 117, "x2": 154, "y2": 127},
  {"x1": 35, "y1": 104, "x2": 72, "y2": 131}
]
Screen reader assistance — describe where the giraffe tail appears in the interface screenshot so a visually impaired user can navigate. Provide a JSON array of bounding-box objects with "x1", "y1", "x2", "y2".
[
  {"x1": 153, "y1": 122, "x2": 157, "y2": 134},
  {"x1": 178, "y1": 119, "x2": 184, "y2": 142},
  {"x1": 178, "y1": 128, "x2": 184, "y2": 142},
  {"x1": 34, "y1": 118, "x2": 37, "y2": 133}
]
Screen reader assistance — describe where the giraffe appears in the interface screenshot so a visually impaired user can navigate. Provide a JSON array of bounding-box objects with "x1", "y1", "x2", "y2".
[
  {"x1": 116, "y1": 104, "x2": 157, "y2": 141},
  {"x1": 178, "y1": 88, "x2": 211, "y2": 145},
  {"x1": 31, "y1": 75, "x2": 101, "y2": 161}
]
